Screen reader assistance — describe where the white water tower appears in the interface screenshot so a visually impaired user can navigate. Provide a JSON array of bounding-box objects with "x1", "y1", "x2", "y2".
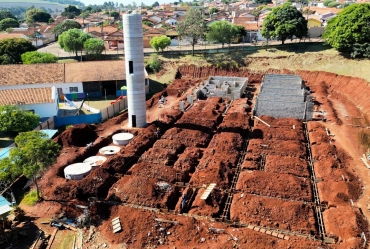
[{"x1": 122, "y1": 14, "x2": 147, "y2": 127}]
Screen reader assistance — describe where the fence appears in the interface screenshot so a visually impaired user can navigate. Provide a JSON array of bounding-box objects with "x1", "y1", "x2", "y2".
[
  {"x1": 101, "y1": 97, "x2": 127, "y2": 121},
  {"x1": 54, "y1": 113, "x2": 102, "y2": 127},
  {"x1": 34, "y1": 116, "x2": 55, "y2": 130}
]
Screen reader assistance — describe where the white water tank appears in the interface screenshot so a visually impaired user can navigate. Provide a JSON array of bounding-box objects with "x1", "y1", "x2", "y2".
[
  {"x1": 122, "y1": 14, "x2": 147, "y2": 128},
  {"x1": 64, "y1": 163, "x2": 92, "y2": 180},
  {"x1": 112, "y1": 133, "x2": 134, "y2": 145},
  {"x1": 99, "y1": 146, "x2": 121, "y2": 156},
  {"x1": 83, "y1": 156, "x2": 107, "y2": 169}
]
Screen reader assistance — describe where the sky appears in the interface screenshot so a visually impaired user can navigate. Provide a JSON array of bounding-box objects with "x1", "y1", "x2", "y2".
[{"x1": 80, "y1": 0, "x2": 167, "y2": 6}]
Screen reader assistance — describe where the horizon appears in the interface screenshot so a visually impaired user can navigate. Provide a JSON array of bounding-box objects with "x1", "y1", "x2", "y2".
[{"x1": 80, "y1": 0, "x2": 167, "y2": 6}]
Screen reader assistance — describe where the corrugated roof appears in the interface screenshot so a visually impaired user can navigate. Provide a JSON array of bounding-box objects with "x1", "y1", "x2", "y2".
[{"x1": 0, "y1": 87, "x2": 54, "y2": 105}]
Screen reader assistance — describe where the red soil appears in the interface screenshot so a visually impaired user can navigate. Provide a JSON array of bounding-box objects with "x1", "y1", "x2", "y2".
[
  {"x1": 190, "y1": 132, "x2": 243, "y2": 189},
  {"x1": 94, "y1": 204, "x2": 323, "y2": 249},
  {"x1": 236, "y1": 171, "x2": 312, "y2": 202},
  {"x1": 230, "y1": 193, "x2": 317, "y2": 235},
  {"x1": 106, "y1": 175, "x2": 179, "y2": 209},
  {"x1": 264, "y1": 155, "x2": 310, "y2": 178},
  {"x1": 176, "y1": 98, "x2": 225, "y2": 132}
]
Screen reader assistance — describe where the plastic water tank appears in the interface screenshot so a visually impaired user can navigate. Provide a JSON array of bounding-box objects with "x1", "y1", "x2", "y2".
[
  {"x1": 112, "y1": 133, "x2": 134, "y2": 145},
  {"x1": 83, "y1": 156, "x2": 107, "y2": 169},
  {"x1": 64, "y1": 163, "x2": 92, "y2": 180},
  {"x1": 99, "y1": 146, "x2": 120, "y2": 156}
]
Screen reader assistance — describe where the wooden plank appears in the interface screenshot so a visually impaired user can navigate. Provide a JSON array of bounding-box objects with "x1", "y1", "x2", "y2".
[
  {"x1": 112, "y1": 217, "x2": 120, "y2": 222},
  {"x1": 278, "y1": 234, "x2": 285, "y2": 239},
  {"x1": 112, "y1": 219, "x2": 120, "y2": 225},
  {"x1": 200, "y1": 183, "x2": 217, "y2": 200},
  {"x1": 113, "y1": 223, "x2": 121, "y2": 230},
  {"x1": 360, "y1": 158, "x2": 370, "y2": 169},
  {"x1": 283, "y1": 235, "x2": 290, "y2": 240},
  {"x1": 46, "y1": 228, "x2": 58, "y2": 249}
]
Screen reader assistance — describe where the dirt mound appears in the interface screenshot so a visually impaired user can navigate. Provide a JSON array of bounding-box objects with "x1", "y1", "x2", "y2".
[
  {"x1": 173, "y1": 147, "x2": 203, "y2": 181},
  {"x1": 231, "y1": 193, "x2": 317, "y2": 235},
  {"x1": 162, "y1": 128, "x2": 211, "y2": 148},
  {"x1": 176, "y1": 98, "x2": 225, "y2": 132},
  {"x1": 323, "y1": 206, "x2": 365, "y2": 248},
  {"x1": 106, "y1": 175, "x2": 180, "y2": 209},
  {"x1": 127, "y1": 162, "x2": 179, "y2": 183},
  {"x1": 188, "y1": 188, "x2": 226, "y2": 217},
  {"x1": 54, "y1": 124, "x2": 97, "y2": 147},
  {"x1": 265, "y1": 155, "x2": 310, "y2": 178},
  {"x1": 236, "y1": 171, "x2": 312, "y2": 202}
]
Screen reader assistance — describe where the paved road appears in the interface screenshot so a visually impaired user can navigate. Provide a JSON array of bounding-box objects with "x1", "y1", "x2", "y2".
[{"x1": 39, "y1": 38, "x2": 323, "y2": 58}]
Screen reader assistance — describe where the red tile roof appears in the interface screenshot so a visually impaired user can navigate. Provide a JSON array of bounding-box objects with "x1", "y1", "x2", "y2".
[{"x1": 0, "y1": 87, "x2": 53, "y2": 105}]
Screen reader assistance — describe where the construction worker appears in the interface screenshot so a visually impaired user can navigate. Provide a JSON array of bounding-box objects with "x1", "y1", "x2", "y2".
[{"x1": 156, "y1": 127, "x2": 161, "y2": 138}]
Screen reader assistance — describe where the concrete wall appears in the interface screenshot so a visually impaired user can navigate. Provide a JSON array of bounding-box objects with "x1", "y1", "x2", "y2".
[
  {"x1": 20, "y1": 102, "x2": 57, "y2": 118},
  {"x1": 308, "y1": 27, "x2": 324, "y2": 38}
]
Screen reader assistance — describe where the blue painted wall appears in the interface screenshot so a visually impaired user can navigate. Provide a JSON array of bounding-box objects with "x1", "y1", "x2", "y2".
[{"x1": 54, "y1": 113, "x2": 102, "y2": 127}]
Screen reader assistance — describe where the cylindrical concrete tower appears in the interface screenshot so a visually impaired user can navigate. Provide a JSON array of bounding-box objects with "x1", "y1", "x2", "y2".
[{"x1": 122, "y1": 14, "x2": 146, "y2": 127}]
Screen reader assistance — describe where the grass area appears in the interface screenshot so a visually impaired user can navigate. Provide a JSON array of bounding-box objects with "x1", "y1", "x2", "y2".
[
  {"x1": 58, "y1": 231, "x2": 76, "y2": 249},
  {"x1": 0, "y1": 137, "x2": 14, "y2": 151},
  {"x1": 21, "y1": 190, "x2": 39, "y2": 206},
  {"x1": 58, "y1": 59, "x2": 78, "y2": 63},
  {"x1": 86, "y1": 96, "x2": 117, "y2": 110},
  {"x1": 150, "y1": 43, "x2": 370, "y2": 82}
]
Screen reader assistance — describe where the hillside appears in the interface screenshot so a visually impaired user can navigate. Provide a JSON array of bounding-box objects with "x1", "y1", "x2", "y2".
[{"x1": 0, "y1": 0, "x2": 68, "y2": 12}]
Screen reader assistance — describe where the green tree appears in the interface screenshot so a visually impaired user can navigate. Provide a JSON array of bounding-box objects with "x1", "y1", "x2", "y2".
[
  {"x1": 0, "y1": 38, "x2": 36, "y2": 64},
  {"x1": 177, "y1": 8, "x2": 207, "y2": 56},
  {"x1": 51, "y1": 20, "x2": 82, "y2": 35},
  {"x1": 0, "y1": 105, "x2": 40, "y2": 133},
  {"x1": 25, "y1": 8, "x2": 51, "y2": 24},
  {"x1": 152, "y1": 1, "x2": 160, "y2": 7},
  {"x1": 0, "y1": 131, "x2": 61, "y2": 199},
  {"x1": 209, "y1": 7, "x2": 218, "y2": 15},
  {"x1": 323, "y1": 3, "x2": 370, "y2": 58},
  {"x1": 84, "y1": 38, "x2": 105, "y2": 59},
  {"x1": 235, "y1": 25, "x2": 246, "y2": 42},
  {"x1": 206, "y1": 21, "x2": 238, "y2": 48},
  {"x1": 0, "y1": 18, "x2": 19, "y2": 31},
  {"x1": 253, "y1": 0, "x2": 272, "y2": 3},
  {"x1": 110, "y1": 11, "x2": 119, "y2": 20},
  {"x1": 62, "y1": 5, "x2": 82, "y2": 18},
  {"x1": 143, "y1": 20, "x2": 153, "y2": 27},
  {"x1": 80, "y1": 12, "x2": 90, "y2": 26},
  {"x1": 327, "y1": 1, "x2": 340, "y2": 7},
  {"x1": 58, "y1": 28, "x2": 92, "y2": 57},
  {"x1": 261, "y1": 5, "x2": 308, "y2": 44},
  {"x1": 21, "y1": 51, "x2": 58, "y2": 64},
  {"x1": 323, "y1": 0, "x2": 334, "y2": 6},
  {"x1": 0, "y1": 54, "x2": 12, "y2": 65},
  {"x1": 150, "y1": 35, "x2": 171, "y2": 52},
  {"x1": 0, "y1": 10, "x2": 17, "y2": 21}
]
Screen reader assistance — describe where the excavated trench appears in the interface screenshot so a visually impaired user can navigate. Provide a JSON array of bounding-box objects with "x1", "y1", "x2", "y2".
[{"x1": 40, "y1": 66, "x2": 370, "y2": 248}]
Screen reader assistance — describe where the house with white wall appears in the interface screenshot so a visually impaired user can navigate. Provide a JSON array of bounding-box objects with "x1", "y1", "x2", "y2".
[{"x1": 0, "y1": 61, "x2": 149, "y2": 118}]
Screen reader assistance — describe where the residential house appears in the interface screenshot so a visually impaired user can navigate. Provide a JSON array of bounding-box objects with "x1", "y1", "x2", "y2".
[
  {"x1": 165, "y1": 18, "x2": 178, "y2": 26},
  {"x1": 0, "y1": 61, "x2": 149, "y2": 117},
  {"x1": 143, "y1": 28, "x2": 167, "y2": 47},
  {"x1": 306, "y1": 15, "x2": 324, "y2": 37},
  {"x1": 84, "y1": 25, "x2": 119, "y2": 37},
  {"x1": 104, "y1": 30, "x2": 124, "y2": 50}
]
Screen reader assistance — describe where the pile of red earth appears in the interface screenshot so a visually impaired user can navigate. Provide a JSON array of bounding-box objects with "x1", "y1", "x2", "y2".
[
  {"x1": 90, "y1": 203, "x2": 324, "y2": 249},
  {"x1": 41, "y1": 124, "x2": 158, "y2": 201},
  {"x1": 230, "y1": 193, "x2": 317, "y2": 235},
  {"x1": 176, "y1": 97, "x2": 225, "y2": 132},
  {"x1": 231, "y1": 116, "x2": 317, "y2": 235},
  {"x1": 106, "y1": 175, "x2": 180, "y2": 209},
  {"x1": 217, "y1": 98, "x2": 251, "y2": 135},
  {"x1": 307, "y1": 122, "x2": 366, "y2": 247},
  {"x1": 242, "y1": 116, "x2": 306, "y2": 170},
  {"x1": 236, "y1": 171, "x2": 312, "y2": 202},
  {"x1": 173, "y1": 185, "x2": 226, "y2": 218},
  {"x1": 189, "y1": 132, "x2": 243, "y2": 189}
]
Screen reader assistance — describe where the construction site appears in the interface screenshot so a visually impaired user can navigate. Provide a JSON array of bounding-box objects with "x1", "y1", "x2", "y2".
[{"x1": 5, "y1": 64, "x2": 364, "y2": 249}]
